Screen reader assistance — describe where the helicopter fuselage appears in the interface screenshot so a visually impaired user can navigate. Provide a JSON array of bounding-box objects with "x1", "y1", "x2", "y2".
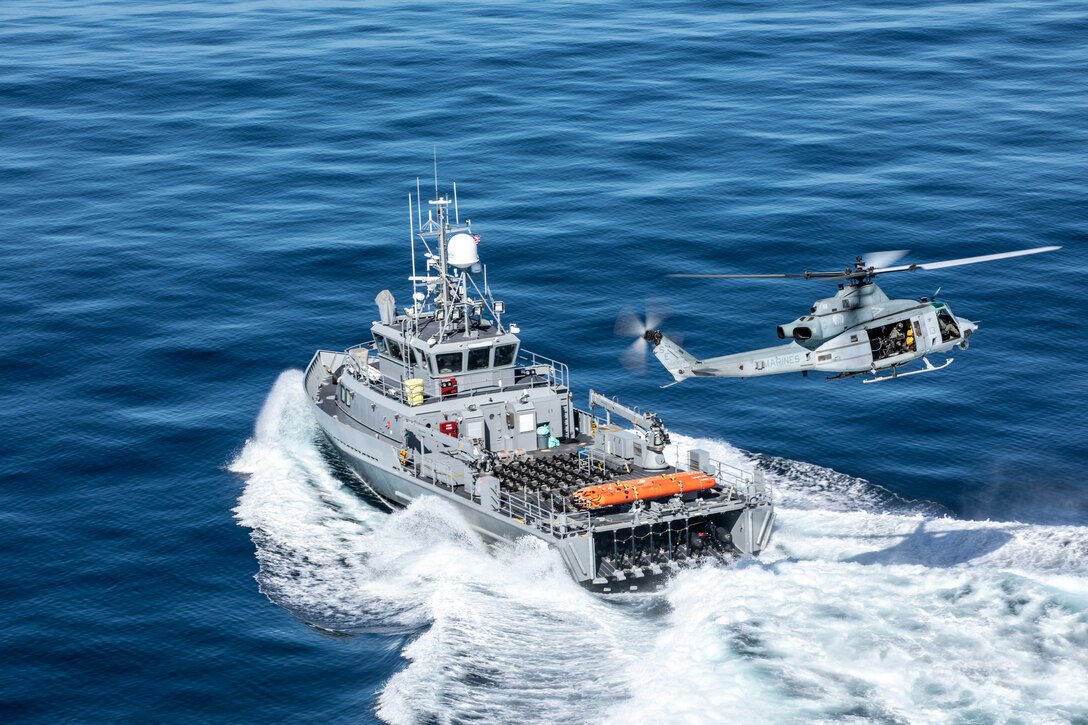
[
  {"x1": 651, "y1": 245, "x2": 1057, "y2": 383},
  {"x1": 649, "y1": 282, "x2": 977, "y2": 381}
]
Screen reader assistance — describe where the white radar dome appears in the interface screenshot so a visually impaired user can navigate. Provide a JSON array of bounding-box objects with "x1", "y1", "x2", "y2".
[{"x1": 447, "y1": 232, "x2": 480, "y2": 269}]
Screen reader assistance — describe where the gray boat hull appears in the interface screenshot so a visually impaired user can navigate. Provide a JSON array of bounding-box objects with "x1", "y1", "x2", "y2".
[{"x1": 311, "y1": 402, "x2": 619, "y2": 587}]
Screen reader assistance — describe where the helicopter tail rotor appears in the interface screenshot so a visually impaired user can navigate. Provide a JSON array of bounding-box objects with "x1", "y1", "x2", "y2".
[{"x1": 615, "y1": 302, "x2": 680, "y2": 374}]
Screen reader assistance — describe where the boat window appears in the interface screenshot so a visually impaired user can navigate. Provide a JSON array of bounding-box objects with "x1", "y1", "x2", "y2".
[
  {"x1": 493, "y1": 343, "x2": 517, "y2": 367},
  {"x1": 373, "y1": 334, "x2": 386, "y2": 353},
  {"x1": 410, "y1": 347, "x2": 426, "y2": 366},
  {"x1": 435, "y1": 352, "x2": 463, "y2": 374},
  {"x1": 387, "y1": 339, "x2": 403, "y2": 360},
  {"x1": 467, "y1": 347, "x2": 491, "y2": 371}
]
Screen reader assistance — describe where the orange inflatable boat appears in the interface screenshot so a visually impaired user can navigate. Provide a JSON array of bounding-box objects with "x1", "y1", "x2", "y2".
[{"x1": 572, "y1": 471, "x2": 718, "y2": 509}]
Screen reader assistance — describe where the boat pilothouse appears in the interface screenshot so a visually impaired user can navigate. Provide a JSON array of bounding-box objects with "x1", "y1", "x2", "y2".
[{"x1": 304, "y1": 183, "x2": 775, "y2": 591}]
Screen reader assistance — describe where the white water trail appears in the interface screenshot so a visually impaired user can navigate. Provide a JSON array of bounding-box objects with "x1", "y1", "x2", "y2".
[{"x1": 232, "y1": 372, "x2": 1088, "y2": 723}]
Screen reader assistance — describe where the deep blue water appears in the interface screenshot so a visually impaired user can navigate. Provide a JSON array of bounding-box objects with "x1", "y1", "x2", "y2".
[{"x1": 3, "y1": 1, "x2": 1087, "y2": 722}]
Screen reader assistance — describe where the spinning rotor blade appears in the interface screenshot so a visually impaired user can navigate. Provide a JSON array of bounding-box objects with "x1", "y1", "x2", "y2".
[
  {"x1": 614, "y1": 301, "x2": 676, "y2": 374},
  {"x1": 860, "y1": 250, "x2": 909, "y2": 269},
  {"x1": 667, "y1": 246, "x2": 1059, "y2": 281},
  {"x1": 666, "y1": 271, "x2": 844, "y2": 279},
  {"x1": 619, "y1": 336, "x2": 649, "y2": 374},
  {"x1": 872, "y1": 245, "x2": 1061, "y2": 274},
  {"x1": 614, "y1": 303, "x2": 669, "y2": 336},
  {"x1": 614, "y1": 308, "x2": 647, "y2": 337}
]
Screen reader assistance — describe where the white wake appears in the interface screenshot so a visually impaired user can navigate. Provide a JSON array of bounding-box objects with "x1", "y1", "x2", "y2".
[{"x1": 232, "y1": 371, "x2": 1088, "y2": 723}]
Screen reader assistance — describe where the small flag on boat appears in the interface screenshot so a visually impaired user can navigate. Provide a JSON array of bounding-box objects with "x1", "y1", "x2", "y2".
[{"x1": 472, "y1": 233, "x2": 481, "y2": 243}]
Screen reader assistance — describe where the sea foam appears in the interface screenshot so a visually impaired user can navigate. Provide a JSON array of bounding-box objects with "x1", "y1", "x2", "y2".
[{"x1": 233, "y1": 371, "x2": 1088, "y2": 723}]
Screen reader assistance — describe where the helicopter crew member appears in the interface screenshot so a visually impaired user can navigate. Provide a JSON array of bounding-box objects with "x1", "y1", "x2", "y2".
[{"x1": 888, "y1": 322, "x2": 906, "y2": 354}]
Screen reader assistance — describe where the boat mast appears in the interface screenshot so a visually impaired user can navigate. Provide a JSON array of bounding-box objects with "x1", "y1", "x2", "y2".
[
  {"x1": 430, "y1": 197, "x2": 452, "y2": 337},
  {"x1": 408, "y1": 192, "x2": 417, "y2": 335}
]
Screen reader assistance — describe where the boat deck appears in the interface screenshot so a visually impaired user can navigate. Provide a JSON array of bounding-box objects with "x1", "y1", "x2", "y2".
[{"x1": 313, "y1": 375, "x2": 743, "y2": 534}]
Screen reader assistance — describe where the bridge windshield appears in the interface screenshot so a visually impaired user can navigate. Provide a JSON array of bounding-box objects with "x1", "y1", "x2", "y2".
[
  {"x1": 494, "y1": 343, "x2": 517, "y2": 367},
  {"x1": 467, "y1": 347, "x2": 491, "y2": 370},
  {"x1": 435, "y1": 352, "x2": 463, "y2": 374}
]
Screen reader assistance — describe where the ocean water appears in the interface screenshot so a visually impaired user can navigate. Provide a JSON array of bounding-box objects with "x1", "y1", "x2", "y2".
[{"x1": 2, "y1": 1, "x2": 1086, "y2": 722}]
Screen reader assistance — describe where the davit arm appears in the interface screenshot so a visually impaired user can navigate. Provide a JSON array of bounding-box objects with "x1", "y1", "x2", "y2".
[{"x1": 587, "y1": 389, "x2": 671, "y2": 451}]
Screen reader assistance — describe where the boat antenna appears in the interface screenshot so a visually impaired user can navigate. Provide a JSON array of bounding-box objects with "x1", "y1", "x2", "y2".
[
  {"x1": 453, "y1": 181, "x2": 459, "y2": 225},
  {"x1": 432, "y1": 146, "x2": 438, "y2": 198},
  {"x1": 416, "y1": 178, "x2": 422, "y2": 232},
  {"x1": 438, "y1": 199, "x2": 449, "y2": 333},
  {"x1": 408, "y1": 192, "x2": 416, "y2": 310}
]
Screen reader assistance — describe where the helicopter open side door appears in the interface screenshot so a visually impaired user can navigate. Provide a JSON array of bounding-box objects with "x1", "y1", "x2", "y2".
[{"x1": 866, "y1": 317, "x2": 920, "y2": 362}]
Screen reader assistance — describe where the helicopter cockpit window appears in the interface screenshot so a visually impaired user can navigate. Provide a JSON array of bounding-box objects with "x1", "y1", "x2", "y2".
[
  {"x1": 467, "y1": 347, "x2": 491, "y2": 371},
  {"x1": 493, "y1": 343, "x2": 517, "y2": 367},
  {"x1": 936, "y1": 309, "x2": 960, "y2": 342},
  {"x1": 435, "y1": 352, "x2": 463, "y2": 374}
]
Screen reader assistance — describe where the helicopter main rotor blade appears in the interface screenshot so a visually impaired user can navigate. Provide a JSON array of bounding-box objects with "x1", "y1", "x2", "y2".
[
  {"x1": 872, "y1": 245, "x2": 1061, "y2": 274},
  {"x1": 860, "y1": 250, "x2": 909, "y2": 269},
  {"x1": 666, "y1": 271, "x2": 846, "y2": 279},
  {"x1": 667, "y1": 246, "x2": 1060, "y2": 281}
]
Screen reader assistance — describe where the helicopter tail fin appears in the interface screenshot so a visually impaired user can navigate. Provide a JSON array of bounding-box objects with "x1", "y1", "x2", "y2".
[{"x1": 645, "y1": 331, "x2": 697, "y2": 383}]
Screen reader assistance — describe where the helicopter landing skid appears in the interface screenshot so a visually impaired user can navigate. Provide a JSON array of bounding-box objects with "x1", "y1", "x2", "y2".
[{"x1": 862, "y1": 356, "x2": 954, "y2": 384}]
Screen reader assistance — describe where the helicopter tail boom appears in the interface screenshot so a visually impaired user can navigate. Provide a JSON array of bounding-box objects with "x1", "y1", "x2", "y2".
[
  {"x1": 646, "y1": 331, "x2": 810, "y2": 381},
  {"x1": 645, "y1": 331, "x2": 698, "y2": 383}
]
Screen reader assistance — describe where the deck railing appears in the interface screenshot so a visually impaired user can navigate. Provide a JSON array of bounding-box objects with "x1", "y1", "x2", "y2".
[
  {"x1": 319, "y1": 342, "x2": 572, "y2": 404},
  {"x1": 515, "y1": 348, "x2": 570, "y2": 391},
  {"x1": 572, "y1": 407, "x2": 757, "y2": 489},
  {"x1": 493, "y1": 487, "x2": 595, "y2": 538}
]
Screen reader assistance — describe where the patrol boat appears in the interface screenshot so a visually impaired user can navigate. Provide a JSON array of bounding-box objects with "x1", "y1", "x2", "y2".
[{"x1": 304, "y1": 186, "x2": 775, "y2": 592}]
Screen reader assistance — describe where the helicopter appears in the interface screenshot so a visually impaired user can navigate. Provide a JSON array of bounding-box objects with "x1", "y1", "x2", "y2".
[{"x1": 630, "y1": 246, "x2": 1060, "y2": 384}]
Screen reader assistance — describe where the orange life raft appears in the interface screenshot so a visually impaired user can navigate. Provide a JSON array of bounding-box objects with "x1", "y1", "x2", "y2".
[{"x1": 572, "y1": 471, "x2": 718, "y2": 509}]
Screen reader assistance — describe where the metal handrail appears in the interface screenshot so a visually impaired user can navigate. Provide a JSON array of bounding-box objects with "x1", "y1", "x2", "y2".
[
  {"x1": 515, "y1": 348, "x2": 570, "y2": 391},
  {"x1": 494, "y1": 488, "x2": 594, "y2": 538},
  {"x1": 335, "y1": 342, "x2": 572, "y2": 402}
]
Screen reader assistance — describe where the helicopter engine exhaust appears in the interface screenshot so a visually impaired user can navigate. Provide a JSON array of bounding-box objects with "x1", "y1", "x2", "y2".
[{"x1": 777, "y1": 323, "x2": 813, "y2": 341}]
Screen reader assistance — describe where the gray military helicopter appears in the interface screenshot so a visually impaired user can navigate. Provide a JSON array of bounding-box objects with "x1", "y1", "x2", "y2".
[{"x1": 628, "y1": 246, "x2": 1059, "y2": 384}]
